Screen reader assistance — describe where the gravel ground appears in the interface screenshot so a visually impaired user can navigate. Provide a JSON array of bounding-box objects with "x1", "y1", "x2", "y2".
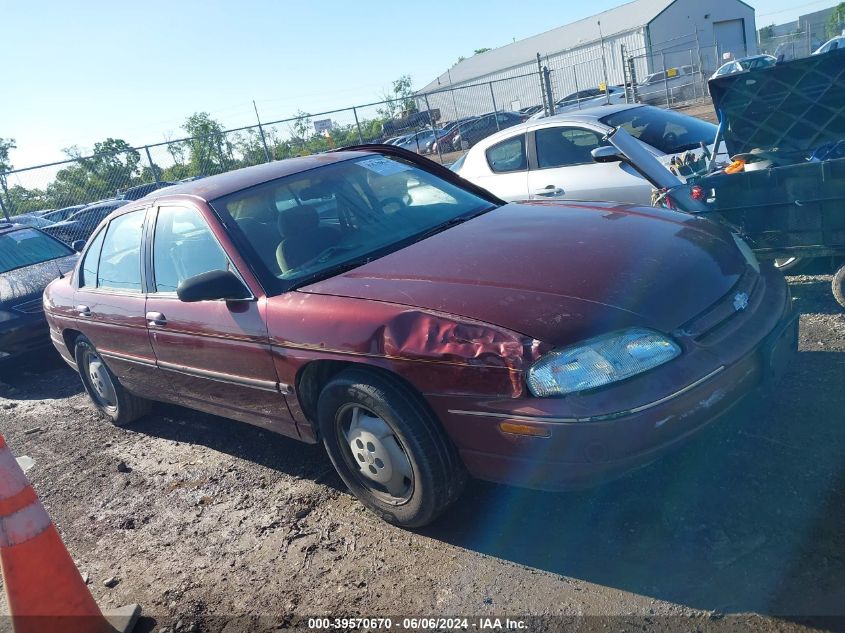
[{"x1": 1, "y1": 272, "x2": 844, "y2": 633}]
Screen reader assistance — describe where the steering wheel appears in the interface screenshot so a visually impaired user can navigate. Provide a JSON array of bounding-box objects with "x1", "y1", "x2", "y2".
[
  {"x1": 664, "y1": 132, "x2": 679, "y2": 152},
  {"x1": 380, "y1": 196, "x2": 407, "y2": 215}
]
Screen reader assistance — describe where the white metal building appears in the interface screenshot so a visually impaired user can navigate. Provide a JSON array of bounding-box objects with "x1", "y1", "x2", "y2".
[{"x1": 417, "y1": 0, "x2": 757, "y2": 118}]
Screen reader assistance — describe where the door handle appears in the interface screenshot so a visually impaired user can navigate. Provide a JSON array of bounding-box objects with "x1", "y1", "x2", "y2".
[
  {"x1": 533, "y1": 186, "x2": 565, "y2": 197},
  {"x1": 146, "y1": 311, "x2": 167, "y2": 326},
  {"x1": 76, "y1": 305, "x2": 91, "y2": 317}
]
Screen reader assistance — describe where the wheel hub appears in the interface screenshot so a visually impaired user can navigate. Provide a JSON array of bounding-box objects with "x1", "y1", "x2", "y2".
[
  {"x1": 344, "y1": 406, "x2": 412, "y2": 499},
  {"x1": 87, "y1": 358, "x2": 116, "y2": 406}
]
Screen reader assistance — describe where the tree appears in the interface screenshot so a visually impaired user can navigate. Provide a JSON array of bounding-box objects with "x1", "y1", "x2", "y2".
[
  {"x1": 457, "y1": 48, "x2": 491, "y2": 64},
  {"x1": 183, "y1": 112, "x2": 228, "y2": 176},
  {"x1": 759, "y1": 24, "x2": 775, "y2": 40},
  {"x1": 0, "y1": 137, "x2": 16, "y2": 213},
  {"x1": 827, "y1": 2, "x2": 845, "y2": 38},
  {"x1": 377, "y1": 75, "x2": 417, "y2": 119}
]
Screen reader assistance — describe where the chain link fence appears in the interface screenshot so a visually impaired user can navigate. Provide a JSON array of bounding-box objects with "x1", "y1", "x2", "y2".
[{"x1": 1, "y1": 39, "x2": 718, "y2": 245}]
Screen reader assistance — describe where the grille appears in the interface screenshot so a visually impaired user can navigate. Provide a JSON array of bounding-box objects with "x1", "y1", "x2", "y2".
[{"x1": 674, "y1": 266, "x2": 759, "y2": 342}]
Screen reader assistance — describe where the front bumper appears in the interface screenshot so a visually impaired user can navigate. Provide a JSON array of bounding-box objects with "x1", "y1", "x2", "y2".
[
  {"x1": 427, "y1": 266, "x2": 798, "y2": 490},
  {"x1": 0, "y1": 317, "x2": 52, "y2": 365}
]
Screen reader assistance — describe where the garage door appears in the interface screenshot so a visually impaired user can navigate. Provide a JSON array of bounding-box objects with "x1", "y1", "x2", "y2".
[{"x1": 714, "y1": 19, "x2": 747, "y2": 59}]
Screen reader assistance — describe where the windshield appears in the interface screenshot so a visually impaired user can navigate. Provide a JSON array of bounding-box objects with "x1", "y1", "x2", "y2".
[
  {"x1": 740, "y1": 56, "x2": 775, "y2": 70},
  {"x1": 210, "y1": 154, "x2": 496, "y2": 293},
  {"x1": 600, "y1": 106, "x2": 718, "y2": 154},
  {"x1": 0, "y1": 228, "x2": 73, "y2": 274}
]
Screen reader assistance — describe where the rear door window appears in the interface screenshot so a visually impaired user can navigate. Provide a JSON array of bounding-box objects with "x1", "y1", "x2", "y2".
[{"x1": 79, "y1": 227, "x2": 106, "y2": 288}]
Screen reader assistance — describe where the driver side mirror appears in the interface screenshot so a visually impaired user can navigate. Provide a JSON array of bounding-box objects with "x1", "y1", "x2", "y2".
[
  {"x1": 176, "y1": 270, "x2": 251, "y2": 303},
  {"x1": 591, "y1": 146, "x2": 625, "y2": 163}
]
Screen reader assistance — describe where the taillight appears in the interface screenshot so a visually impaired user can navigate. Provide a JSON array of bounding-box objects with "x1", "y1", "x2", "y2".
[{"x1": 690, "y1": 185, "x2": 705, "y2": 200}]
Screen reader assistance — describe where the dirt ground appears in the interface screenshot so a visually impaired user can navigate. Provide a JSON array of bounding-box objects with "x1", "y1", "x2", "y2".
[{"x1": 1, "y1": 268, "x2": 844, "y2": 633}]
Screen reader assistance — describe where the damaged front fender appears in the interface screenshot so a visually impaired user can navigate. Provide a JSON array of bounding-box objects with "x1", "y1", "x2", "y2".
[{"x1": 267, "y1": 292, "x2": 544, "y2": 399}]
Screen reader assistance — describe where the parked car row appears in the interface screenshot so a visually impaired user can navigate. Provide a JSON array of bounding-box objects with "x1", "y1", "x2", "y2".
[
  {"x1": 431, "y1": 111, "x2": 525, "y2": 152},
  {"x1": 3, "y1": 181, "x2": 179, "y2": 249}
]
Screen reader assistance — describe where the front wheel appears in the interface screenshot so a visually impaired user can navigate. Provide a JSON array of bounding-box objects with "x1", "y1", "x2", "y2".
[
  {"x1": 317, "y1": 368, "x2": 466, "y2": 528},
  {"x1": 74, "y1": 336, "x2": 151, "y2": 426},
  {"x1": 832, "y1": 265, "x2": 845, "y2": 309}
]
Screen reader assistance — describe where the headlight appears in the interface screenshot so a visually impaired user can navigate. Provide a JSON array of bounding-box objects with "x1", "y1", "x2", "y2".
[{"x1": 527, "y1": 328, "x2": 681, "y2": 397}]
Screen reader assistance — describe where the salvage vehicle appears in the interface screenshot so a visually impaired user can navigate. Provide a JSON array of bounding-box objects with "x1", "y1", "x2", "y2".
[
  {"x1": 44, "y1": 145, "x2": 797, "y2": 528},
  {"x1": 454, "y1": 104, "x2": 722, "y2": 206},
  {"x1": 0, "y1": 223, "x2": 78, "y2": 365},
  {"x1": 593, "y1": 49, "x2": 845, "y2": 307}
]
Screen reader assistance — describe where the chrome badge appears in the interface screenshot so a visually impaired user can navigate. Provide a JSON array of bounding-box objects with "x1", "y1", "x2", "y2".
[{"x1": 733, "y1": 292, "x2": 749, "y2": 311}]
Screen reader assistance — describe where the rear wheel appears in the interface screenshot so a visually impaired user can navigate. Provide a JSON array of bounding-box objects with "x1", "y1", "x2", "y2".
[
  {"x1": 317, "y1": 368, "x2": 466, "y2": 528},
  {"x1": 832, "y1": 265, "x2": 845, "y2": 309},
  {"x1": 774, "y1": 256, "x2": 807, "y2": 273},
  {"x1": 74, "y1": 336, "x2": 151, "y2": 426}
]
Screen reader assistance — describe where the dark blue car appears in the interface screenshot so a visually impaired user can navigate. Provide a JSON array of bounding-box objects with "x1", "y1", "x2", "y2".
[{"x1": 0, "y1": 223, "x2": 78, "y2": 365}]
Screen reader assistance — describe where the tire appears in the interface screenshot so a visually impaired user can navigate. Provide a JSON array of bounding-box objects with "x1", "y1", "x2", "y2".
[
  {"x1": 774, "y1": 256, "x2": 808, "y2": 273},
  {"x1": 833, "y1": 265, "x2": 845, "y2": 309},
  {"x1": 74, "y1": 335, "x2": 151, "y2": 426},
  {"x1": 317, "y1": 368, "x2": 466, "y2": 528}
]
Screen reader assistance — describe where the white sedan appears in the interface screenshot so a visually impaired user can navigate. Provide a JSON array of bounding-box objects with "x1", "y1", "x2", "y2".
[{"x1": 453, "y1": 104, "x2": 723, "y2": 206}]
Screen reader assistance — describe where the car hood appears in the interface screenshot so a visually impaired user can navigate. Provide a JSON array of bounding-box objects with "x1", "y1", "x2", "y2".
[
  {"x1": 299, "y1": 202, "x2": 748, "y2": 346},
  {"x1": 0, "y1": 255, "x2": 78, "y2": 308},
  {"x1": 708, "y1": 49, "x2": 845, "y2": 155}
]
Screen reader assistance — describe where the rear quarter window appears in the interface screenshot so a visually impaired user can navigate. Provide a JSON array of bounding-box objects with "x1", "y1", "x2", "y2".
[{"x1": 485, "y1": 135, "x2": 527, "y2": 173}]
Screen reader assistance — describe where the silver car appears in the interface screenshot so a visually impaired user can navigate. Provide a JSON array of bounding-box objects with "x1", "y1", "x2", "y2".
[
  {"x1": 710, "y1": 55, "x2": 776, "y2": 79},
  {"x1": 528, "y1": 86, "x2": 626, "y2": 120},
  {"x1": 454, "y1": 104, "x2": 724, "y2": 206},
  {"x1": 636, "y1": 64, "x2": 702, "y2": 105},
  {"x1": 812, "y1": 35, "x2": 845, "y2": 55}
]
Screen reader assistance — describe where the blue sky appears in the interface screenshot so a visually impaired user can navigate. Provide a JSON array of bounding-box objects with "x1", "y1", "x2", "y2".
[{"x1": 0, "y1": 0, "x2": 835, "y2": 169}]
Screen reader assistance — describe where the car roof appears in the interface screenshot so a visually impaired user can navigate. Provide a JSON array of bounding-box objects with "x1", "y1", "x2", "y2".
[
  {"x1": 142, "y1": 150, "x2": 375, "y2": 203},
  {"x1": 79, "y1": 199, "x2": 128, "y2": 211},
  {"x1": 487, "y1": 103, "x2": 640, "y2": 140},
  {"x1": 0, "y1": 222, "x2": 39, "y2": 235}
]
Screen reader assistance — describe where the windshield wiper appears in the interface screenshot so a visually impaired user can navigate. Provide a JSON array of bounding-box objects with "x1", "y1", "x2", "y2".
[
  {"x1": 414, "y1": 204, "x2": 498, "y2": 242},
  {"x1": 288, "y1": 255, "x2": 374, "y2": 290}
]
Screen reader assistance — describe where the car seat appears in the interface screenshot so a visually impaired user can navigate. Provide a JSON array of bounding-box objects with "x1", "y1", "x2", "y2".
[{"x1": 276, "y1": 205, "x2": 341, "y2": 273}]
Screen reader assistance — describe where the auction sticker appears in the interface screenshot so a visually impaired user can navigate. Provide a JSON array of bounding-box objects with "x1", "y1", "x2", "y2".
[{"x1": 357, "y1": 157, "x2": 412, "y2": 176}]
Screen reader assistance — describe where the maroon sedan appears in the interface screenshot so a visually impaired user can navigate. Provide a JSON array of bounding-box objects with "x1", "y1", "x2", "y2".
[{"x1": 43, "y1": 146, "x2": 797, "y2": 527}]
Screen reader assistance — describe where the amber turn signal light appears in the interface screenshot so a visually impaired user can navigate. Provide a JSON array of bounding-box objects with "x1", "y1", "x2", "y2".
[{"x1": 499, "y1": 422, "x2": 552, "y2": 438}]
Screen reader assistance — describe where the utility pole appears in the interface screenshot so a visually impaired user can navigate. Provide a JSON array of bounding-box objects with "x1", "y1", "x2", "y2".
[{"x1": 253, "y1": 100, "x2": 272, "y2": 163}]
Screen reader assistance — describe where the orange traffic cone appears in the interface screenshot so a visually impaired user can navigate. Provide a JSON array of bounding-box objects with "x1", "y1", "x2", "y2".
[{"x1": 0, "y1": 435, "x2": 140, "y2": 633}]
